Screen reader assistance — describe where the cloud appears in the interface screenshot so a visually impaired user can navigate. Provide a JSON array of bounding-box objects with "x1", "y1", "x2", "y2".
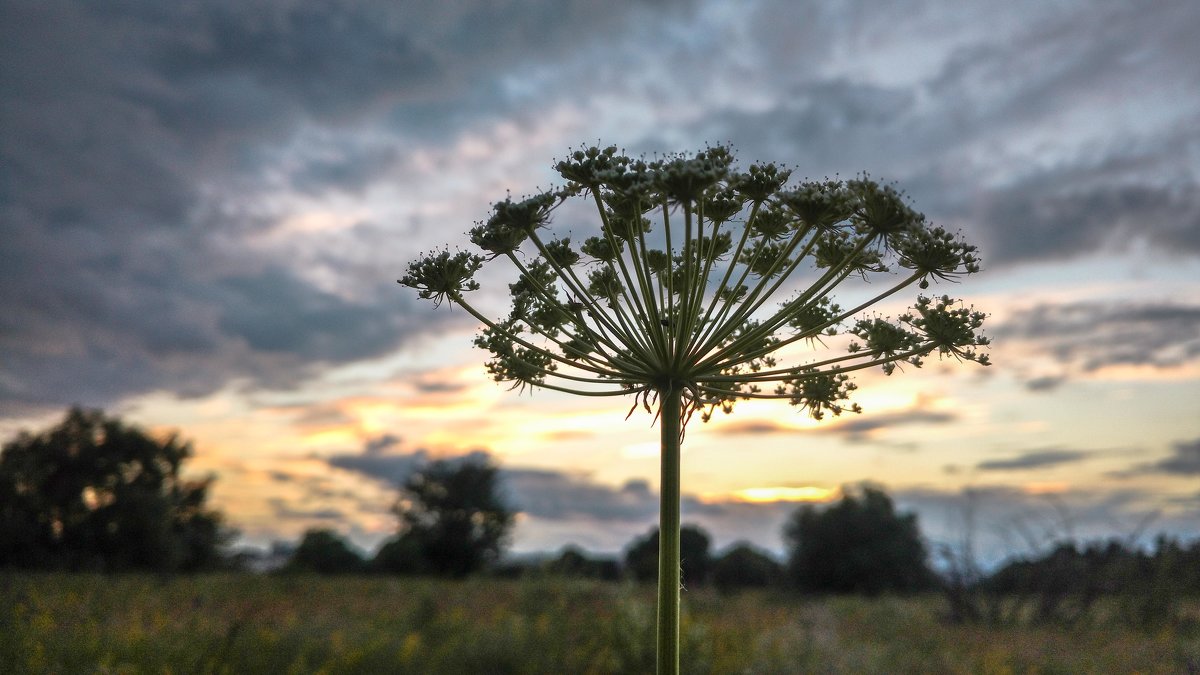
[
  {"x1": 327, "y1": 449, "x2": 433, "y2": 487},
  {"x1": 694, "y1": 0, "x2": 1200, "y2": 267},
  {"x1": 0, "y1": 0, "x2": 699, "y2": 415},
  {"x1": 976, "y1": 448, "x2": 1091, "y2": 471},
  {"x1": 363, "y1": 433, "x2": 402, "y2": 456},
  {"x1": 1123, "y1": 437, "x2": 1200, "y2": 477},
  {"x1": 409, "y1": 374, "x2": 469, "y2": 396},
  {"x1": 1153, "y1": 438, "x2": 1200, "y2": 475},
  {"x1": 975, "y1": 180, "x2": 1200, "y2": 265},
  {"x1": 5, "y1": 0, "x2": 1200, "y2": 419},
  {"x1": 267, "y1": 498, "x2": 346, "y2": 522},
  {"x1": 506, "y1": 471, "x2": 659, "y2": 522},
  {"x1": 815, "y1": 409, "x2": 958, "y2": 442},
  {"x1": 996, "y1": 301, "x2": 1200, "y2": 383},
  {"x1": 714, "y1": 407, "x2": 956, "y2": 441},
  {"x1": 715, "y1": 420, "x2": 795, "y2": 436},
  {"x1": 1024, "y1": 375, "x2": 1065, "y2": 392}
]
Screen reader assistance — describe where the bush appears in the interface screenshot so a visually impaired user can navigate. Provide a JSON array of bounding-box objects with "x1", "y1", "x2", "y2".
[
  {"x1": 712, "y1": 543, "x2": 783, "y2": 592},
  {"x1": 285, "y1": 529, "x2": 366, "y2": 575},
  {"x1": 624, "y1": 524, "x2": 711, "y2": 587},
  {"x1": 784, "y1": 484, "x2": 934, "y2": 594}
]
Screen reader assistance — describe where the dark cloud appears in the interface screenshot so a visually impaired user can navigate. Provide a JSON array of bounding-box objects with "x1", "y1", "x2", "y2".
[
  {"x1": 289, "y1": 145, "x2": 402, "y2": 196},
  {"x1": 1125, "y1": 438, "x2": 1200, "y2": 477},
  {"x1": 214, "y1": 268, "x2": 404, "y2": 360},
  {"x1": 1024, "y1": 375, "x2": 1065, "y2": 392},
  {"x1": 327, "y1": 449, "x2": 433, "y2": 486},
  {"x1": 507, "y1": 471, "x2": 658, "y2": 522},
  {"x1": 409, "y1": 375, "x2": 468, "y2": 396},
  {"x1": 4, "y1": 0, "x2": 1198, "y2": 440},
  {"x1": 0, "y1": 0, "x2": 698, "y2": 415},
  {"x1": 716, "y1": 420, "x2": 793, "y2": 436},
  {"x1": 926, "y1": 1, "x2": 1200, "y2": 264},
  {"x1": 152, "y1": 2, "x2": 443, "y2": 124},
  {"x1": 0, "y1": 0, "x2": 449, "y2": 413},
  {"x1": 0, "y1": 254, "x2": 440, "y2": 412},
  {"x1": 699, "y1": 0, "x2": 1200, "y2": 267},
  {"x1": 1154, "y1": 439, "x2": 1200, "y2": 476},
  {"x1": 691, "y1": 80, "x2": 925, "y2": 189},
  {"x1": 997, "y1": 301, "x2": 1200, "y2": 380},
  {"x1": 976, "y1": 448, "x2": 1090, "y2": 471},
  {"x1": 714, "y1": 408, "x2": 956, "y2": 441},
  {"x1": 975, "y1": 180, "x2": 1200, "y2": 264},
  {"x1": 817, "y1": 410, "x2": 958, "y2": 442},
  {"x1": 267, "y1": 498, "x2": 345, "y2": 522},
  {"x1": 363, "y1": 433, "x2": 402, "y2": 456}
]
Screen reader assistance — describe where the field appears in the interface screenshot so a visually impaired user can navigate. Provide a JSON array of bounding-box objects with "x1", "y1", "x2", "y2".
[{"x1": 2, "y1": 573, "x2": 1197, "y2": 674}]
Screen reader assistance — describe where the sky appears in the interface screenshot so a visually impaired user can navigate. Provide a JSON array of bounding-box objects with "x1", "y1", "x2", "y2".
[{"x1": 2, "y1": 0, "x2": 1198, "y2": 565}]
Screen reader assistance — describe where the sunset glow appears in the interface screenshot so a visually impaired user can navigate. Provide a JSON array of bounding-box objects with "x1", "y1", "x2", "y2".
[{"x1": 725, "y1": 487, "x2": 838, "y2": 504}]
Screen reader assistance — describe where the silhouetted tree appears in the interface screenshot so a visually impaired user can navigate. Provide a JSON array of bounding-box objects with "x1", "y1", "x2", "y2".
[
  {"x1": 544, "y1": 544, "x2": 621, "y2": 580},
  {"x1": 784, "y1": 484, "x2": 933, "y2": 594},
  {"x1": 979, "y1": 536, "x2": 1200, "y2": 627},
  {"x1": 376, "y1": 455, "x2": 513, "y2": 577},
  {"x1": 285, "y1": 528, "x2": 366, "y2": 575},
  {"x1": 712, "y1": 543, "x2": 783, "y2": 592},
  {"x1": 0, "y1": 407, "x2": 227, "y2": 572},
  {"x1": 625, "y1": 524, "x2": 711, "y2": 587},
  {"x1": 371, "y1": 533, "x2": 427, "y2": 575}
]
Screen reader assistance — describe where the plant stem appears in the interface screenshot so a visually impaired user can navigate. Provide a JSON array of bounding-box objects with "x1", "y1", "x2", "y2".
[{"x1": 657, "y1": 385, "x2": 682, "y2": 675}]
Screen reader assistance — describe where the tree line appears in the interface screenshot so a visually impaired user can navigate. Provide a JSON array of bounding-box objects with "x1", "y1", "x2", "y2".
[
  {"x1": 3, "y1": 408, "x2": 1198, "y2": 623},
  {"x1": 283, "y1": 479, "x2": 936, "y2": 599}
]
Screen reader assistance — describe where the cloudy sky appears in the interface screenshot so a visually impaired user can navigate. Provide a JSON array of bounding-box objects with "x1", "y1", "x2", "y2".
[{"x1": 3, "y1": 0, "x2": 1198, "y2": 563}]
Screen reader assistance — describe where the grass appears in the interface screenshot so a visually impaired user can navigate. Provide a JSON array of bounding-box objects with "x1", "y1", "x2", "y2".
[{"x1": 1, "y1": 573, "x2": 1197, "y2": 674}]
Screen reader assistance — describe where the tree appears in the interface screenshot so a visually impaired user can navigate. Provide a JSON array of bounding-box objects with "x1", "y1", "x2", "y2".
[
  {"x1": 625, "y1": 524, "x2": 712, "y2": 588},
  {"x1": 979, "y1": 536, "x2": 1200, "y2": 627},
  {"x1": 377, "y1": 455, "x2": 513, "y2": 577},
  {"x1": 712, "y1": 543, "x2": 783, "y2": 592},
  {"x1": 544, "y1": 545, "x2": 621, "y2": 580},
  {"x1": 784, "y1": 485, "x2": 934, "y2": 595},
  {"x1": 285, "y1": 528, "x2": 366, "y2": 575},
  {"x1": 400, "y1": 144, "x2": 990, "y2": 673},
  {"x1": 371, "y1": 533, "x2": 427, "y2": 575},
  {"x1": 0, "y1": 407, "x2": 226, "y2": 572}
]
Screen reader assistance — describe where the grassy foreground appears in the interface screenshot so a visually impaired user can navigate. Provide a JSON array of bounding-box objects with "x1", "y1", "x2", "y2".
[{"x1": 1, "y1": 573, "x2": 1196, "y2": 674}]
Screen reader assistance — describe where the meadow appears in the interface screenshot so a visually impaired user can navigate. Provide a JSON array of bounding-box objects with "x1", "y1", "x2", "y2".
[{"x1": 2, "y1": 573, "x2": 1197, "y2": 674}]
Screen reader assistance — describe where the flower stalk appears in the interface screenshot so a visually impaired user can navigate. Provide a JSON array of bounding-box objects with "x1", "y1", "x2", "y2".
[
  {"x1": 657, "y1": 384, "x2": 682, "y2": 675},
  {"x1": 399, "y1": 144, "x2": 991, "y2": 674}
]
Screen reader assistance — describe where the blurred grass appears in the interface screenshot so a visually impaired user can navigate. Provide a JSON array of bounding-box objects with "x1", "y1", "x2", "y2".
[{"x1": 0, "y1": 573, "x2": 1196, "y2": 674}]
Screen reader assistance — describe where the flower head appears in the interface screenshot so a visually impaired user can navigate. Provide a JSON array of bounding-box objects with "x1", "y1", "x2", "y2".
[
  {"x1": 401, "y1": 144, "x2": 990, "y2": 422},
  {"x1": 398, "y1": 249, "x2": 484, "y2": 307}
]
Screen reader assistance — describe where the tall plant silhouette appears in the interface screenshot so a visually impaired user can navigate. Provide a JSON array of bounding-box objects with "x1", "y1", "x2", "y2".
[{"x1": 400, "y1": 145, "x2": 989, "y2": 674}]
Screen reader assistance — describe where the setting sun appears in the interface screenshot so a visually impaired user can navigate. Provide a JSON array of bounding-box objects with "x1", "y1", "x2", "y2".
[{"x1": 725, "y1": 486, "x2": 837, "y2": 503}]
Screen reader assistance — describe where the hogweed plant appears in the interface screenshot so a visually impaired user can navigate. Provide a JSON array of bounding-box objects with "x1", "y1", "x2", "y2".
[{"x1": 399, "y1": 145, "x2": 990, "y2": 674}]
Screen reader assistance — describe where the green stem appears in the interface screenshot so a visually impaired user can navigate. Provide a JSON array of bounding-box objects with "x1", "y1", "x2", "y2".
[{"x1": 657, "y1": 385, "x2": 682, "y2": 675}]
